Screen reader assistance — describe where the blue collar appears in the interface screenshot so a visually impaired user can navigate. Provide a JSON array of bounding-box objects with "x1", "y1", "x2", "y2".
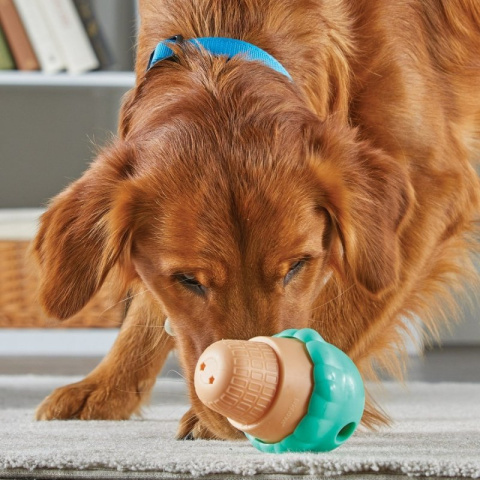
[{"x1": 147, "y1": 36, "x2": 292, "y2": 81}]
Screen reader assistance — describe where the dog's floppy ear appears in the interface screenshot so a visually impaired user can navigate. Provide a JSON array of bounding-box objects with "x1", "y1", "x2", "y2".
[
  {"x1": 32, "y1": 142, "x2": 138, "y2": 319},
  {"x1": 307, "y1": 121, "x2": 414, "y2": 296}
]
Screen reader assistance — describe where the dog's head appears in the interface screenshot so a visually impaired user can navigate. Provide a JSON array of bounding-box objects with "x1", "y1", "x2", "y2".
[{"x1": 33, "y1": 48, "x2": 411, "y2": 439}]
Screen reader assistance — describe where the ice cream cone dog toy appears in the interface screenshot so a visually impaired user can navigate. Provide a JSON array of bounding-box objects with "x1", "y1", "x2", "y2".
[{"x1": 194, "y1": 328, "x2": 365, "y2": 453}]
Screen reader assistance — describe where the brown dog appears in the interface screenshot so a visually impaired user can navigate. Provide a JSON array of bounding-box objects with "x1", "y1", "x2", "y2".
[{"x1": 34, "y1": 0, "x2": 480, "y2": 440}]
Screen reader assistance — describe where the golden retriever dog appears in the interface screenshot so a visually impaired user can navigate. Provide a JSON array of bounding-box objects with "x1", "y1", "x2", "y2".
[{"x1": 33, "y1": 0, "x2": 480, "y2": 440}]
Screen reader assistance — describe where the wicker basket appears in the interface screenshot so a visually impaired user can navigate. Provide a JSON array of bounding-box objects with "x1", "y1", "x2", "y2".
[{"x1": 0, "y1": 240, "x2": 123, "y2": 328}]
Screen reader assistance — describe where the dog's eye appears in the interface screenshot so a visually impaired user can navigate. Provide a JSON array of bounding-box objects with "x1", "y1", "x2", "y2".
[
  {"x1": 176, "y1": 273, "x2": 207, "y2": 296},
  {"x1": 284, "y1": 260, "x2": 307, "y2": 286}
]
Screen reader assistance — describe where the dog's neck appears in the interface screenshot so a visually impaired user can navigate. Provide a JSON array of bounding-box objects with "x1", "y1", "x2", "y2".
[{"x1": 136, "y1": 0, "x2": 354, "y2": 121}]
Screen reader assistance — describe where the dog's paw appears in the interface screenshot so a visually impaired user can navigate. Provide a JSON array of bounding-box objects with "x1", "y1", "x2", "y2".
[
  {"x1": 35, "y1": 377, "x2": 149, "y2": 420},
  {"x1": 176, "y1": 407, "x2": 245, "y2": 440},
  {"x1": 177, "y1": 408, "x2": 219, "y2": 440}
]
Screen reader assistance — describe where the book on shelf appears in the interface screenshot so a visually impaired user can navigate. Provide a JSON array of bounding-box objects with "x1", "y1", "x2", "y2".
[
  {"x1": 13, "y1": 0, "x2": 65, "y2": 74},
  {"x1": 0, "y1": 0, "x2": 124, "y2": 76},
  {"x1": 0, "y1": 0, "x2": 39, "y2": 71},
  {"x1": 73, "y1": 0, "x2": 115, "y2": 70},
  {"x1": 0, "y1": 24, "x2": 14, "y2": 70},
  {"x1": 36, "y1": 0, "x2": 100, "y2": 74}
]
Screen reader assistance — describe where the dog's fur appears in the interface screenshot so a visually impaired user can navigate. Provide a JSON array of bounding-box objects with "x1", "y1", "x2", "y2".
[{"x1": 34, "y1": 0, "x2": 480, "y2": 440}]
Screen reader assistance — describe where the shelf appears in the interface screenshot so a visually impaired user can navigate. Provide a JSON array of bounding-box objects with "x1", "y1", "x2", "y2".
[
  {"x1": 0, "y1": 208, "x2": 44, "y2": 240},
  {"x1": 0, "y1": 71, "x2": 135, "y2": 88},
  {"x1": 0, "y1": 329, "x2": 118, "y2": 356}
]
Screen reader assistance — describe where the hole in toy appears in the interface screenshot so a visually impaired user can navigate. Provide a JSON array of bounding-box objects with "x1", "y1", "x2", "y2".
[
  {"x1": 200, "y1": 362, "x2": 206, "y2": 371},
  {"x1": 209, "y1": 376, "x2": 215, "y2": 384},
  {"x1": 336, "y1": 422, "x2": 356, "y2": 443}
]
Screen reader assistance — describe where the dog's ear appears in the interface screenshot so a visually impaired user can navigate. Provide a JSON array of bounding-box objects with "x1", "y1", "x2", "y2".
[
  {"x1": 32, "y1": 142, "x2": 139, "y2": 319},
  {"x1": 307, "y1": 121, "x2": 414, "y2": 296}
]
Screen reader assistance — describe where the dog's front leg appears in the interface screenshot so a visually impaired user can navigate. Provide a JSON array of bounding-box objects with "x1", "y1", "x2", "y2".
[{"x1": 36, "y1": 290, "x2": 174, "y2": 420}]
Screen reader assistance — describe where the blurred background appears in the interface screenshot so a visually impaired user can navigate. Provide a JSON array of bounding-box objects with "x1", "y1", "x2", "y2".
[
  {"x1": 0, "y1": 0, "x2": 136, "y2": 358},
  {"x1": 0, "y1": 0, "x2": 136, "y2": 209}
]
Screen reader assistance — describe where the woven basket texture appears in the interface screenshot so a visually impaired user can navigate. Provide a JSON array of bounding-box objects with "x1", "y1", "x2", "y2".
[{"x1": 0, "y1": 240, "x2": 122, "y2": 328}]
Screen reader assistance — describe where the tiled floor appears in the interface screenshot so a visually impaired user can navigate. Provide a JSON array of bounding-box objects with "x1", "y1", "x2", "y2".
[{"x1": 1, "y1": 346, "x2": 479, "y2": 382}]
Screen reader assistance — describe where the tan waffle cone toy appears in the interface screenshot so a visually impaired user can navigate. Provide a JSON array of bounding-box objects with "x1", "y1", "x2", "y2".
[{"x1": 194, "y1": 335, "x2": 314, "y2": 443}]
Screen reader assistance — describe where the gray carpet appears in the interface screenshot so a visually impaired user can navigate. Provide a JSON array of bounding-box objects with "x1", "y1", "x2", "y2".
[{"x1": 0, "y1": 376, "x2": 479, "y2": 479}]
